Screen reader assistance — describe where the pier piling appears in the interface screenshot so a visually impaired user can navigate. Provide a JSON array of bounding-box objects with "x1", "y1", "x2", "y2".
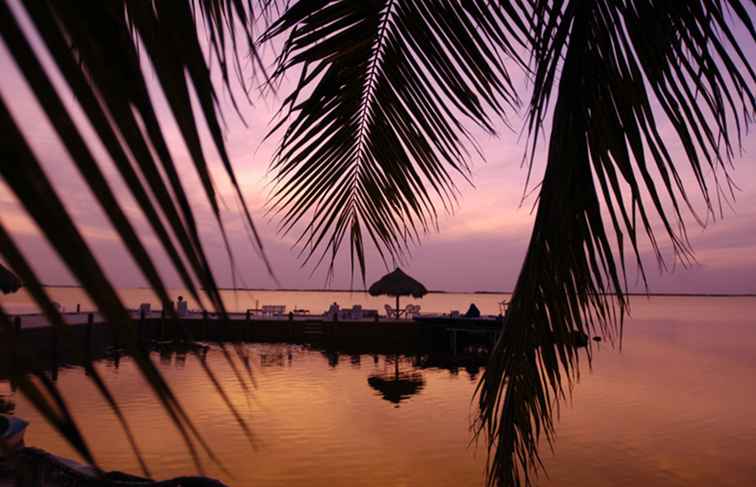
[
  {"x1": 203, "y1": 311, "x2": 209, "y2": 340},
  {"x1": 160, "y1": 308, "x2": 166, "y2": 340},
  {"x1": 86, "y1": 313, "x2": 93, "y2": 350}
]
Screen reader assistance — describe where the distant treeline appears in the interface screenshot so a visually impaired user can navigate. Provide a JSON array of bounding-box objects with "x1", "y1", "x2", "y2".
[{"x1": 37, "y1": 285, "x2": 755, "y2": 297}]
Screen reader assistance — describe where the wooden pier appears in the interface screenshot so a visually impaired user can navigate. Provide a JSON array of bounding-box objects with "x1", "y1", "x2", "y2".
[{"x1": 0, "y1": 310, "x2": 503, "y2": 380}]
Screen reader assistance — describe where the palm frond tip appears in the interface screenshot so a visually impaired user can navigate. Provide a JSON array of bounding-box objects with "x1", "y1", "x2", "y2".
[{"x1": 263, "y1": 0, "x2": 521, "y2": 279}]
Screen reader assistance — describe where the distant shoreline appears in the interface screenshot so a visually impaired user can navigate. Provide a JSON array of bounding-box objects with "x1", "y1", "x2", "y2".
[{"x1": 35, "y1": 284, "x2": 756, "y2": 297}]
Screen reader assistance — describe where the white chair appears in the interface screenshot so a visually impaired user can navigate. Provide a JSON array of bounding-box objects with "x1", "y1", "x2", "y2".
[
  {"x1": 384, "y1": 304, "x2": 395, "y2": 319},
  {"x1": 405, "y1": 304, "x2": 421, "y2": 318},
  {"x1": 262, "y1": 304, "x2": 286, "y2": 317}
]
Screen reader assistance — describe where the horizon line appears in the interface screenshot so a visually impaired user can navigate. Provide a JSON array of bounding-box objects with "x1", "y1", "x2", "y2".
[{"x1": 35, "y1": 284, "x2": 756, "y2": 297}]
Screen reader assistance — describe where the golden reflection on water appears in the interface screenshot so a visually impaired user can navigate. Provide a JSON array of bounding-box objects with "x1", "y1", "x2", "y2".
[{"x1": 1, "y1": 296, "x2": 755, "y2": 486}]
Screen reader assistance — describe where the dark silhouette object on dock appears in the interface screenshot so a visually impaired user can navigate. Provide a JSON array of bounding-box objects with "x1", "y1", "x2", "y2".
[
  {"x1": 0, "y1": 264, "x2": 21, "y2": 294},
  {"x1": 368, "y1": 268, "x2": 428, "y2": 319},
  {"x1": 464, "y1": 303, "x2": 481, "y2": 318}
]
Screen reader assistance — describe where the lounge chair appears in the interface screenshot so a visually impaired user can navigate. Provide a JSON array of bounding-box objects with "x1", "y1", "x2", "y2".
[
  {"x1": 405, "y1": 304, "x2": 421, "y2": 319},
  {"x1": 384, "y1": 304, "x2": 396, "y2": 319}
]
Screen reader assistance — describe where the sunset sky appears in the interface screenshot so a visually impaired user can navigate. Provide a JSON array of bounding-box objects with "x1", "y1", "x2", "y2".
[{"x1": 1, "y1": 8, "x2": 754, "y2": 294}]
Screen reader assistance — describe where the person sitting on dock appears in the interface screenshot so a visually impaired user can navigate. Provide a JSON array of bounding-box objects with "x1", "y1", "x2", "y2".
[
  {"x1": 464, "y1": 303, "x2": 481, "y2": 318},
  {"x1": 326, "y1": 302, "x2": 340, "y2": 321},
  {"x1": 176, "y1": 296, "x2": 188, "y2": 317}
]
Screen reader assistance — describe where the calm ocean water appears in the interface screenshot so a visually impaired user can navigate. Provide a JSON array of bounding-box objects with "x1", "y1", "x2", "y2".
[{"x1": 2, "y1": 290, "x2": 755, "y2": 486}]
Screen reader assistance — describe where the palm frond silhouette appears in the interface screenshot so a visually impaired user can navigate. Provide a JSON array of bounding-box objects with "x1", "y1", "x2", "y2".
[{"x1": 1, "y1": 1, "x2": 753, "y2": 485}]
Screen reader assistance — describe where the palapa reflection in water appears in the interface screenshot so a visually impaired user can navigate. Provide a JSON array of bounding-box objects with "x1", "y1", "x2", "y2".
[
  {"x1": 367, "y1": 355, "x2": 426, "y2": 407},
  {"x1": 7, "y1": 339, "x2": 477, "y2": 411}
]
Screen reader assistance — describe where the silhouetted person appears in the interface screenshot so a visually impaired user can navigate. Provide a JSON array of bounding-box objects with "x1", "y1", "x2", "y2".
[
  {"x1": 465, "y1": 303, "x2": 481, "y2": 318},
  {"x1": 328, "y1": 302, "x2": 340, "y2": 321},
  {"x1": 177, "y1": 295, "x2": 188, "y2": 316}
]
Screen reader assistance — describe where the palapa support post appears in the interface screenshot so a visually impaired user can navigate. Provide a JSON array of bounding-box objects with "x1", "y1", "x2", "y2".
[
  {"x1": 76, "y1": 304, "x2": 80, "y2": 313},
  {"x1": 396, "y1": 295, "x2": 400, "y2": 320}
]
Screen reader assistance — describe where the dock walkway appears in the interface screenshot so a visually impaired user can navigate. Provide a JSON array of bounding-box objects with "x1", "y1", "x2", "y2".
[
  {"x1": 9, "y1": 309, "x2": 330, "y2": 330},
  {"x1": 1, "y1": 310, "x2": 503, "y2": 381}
]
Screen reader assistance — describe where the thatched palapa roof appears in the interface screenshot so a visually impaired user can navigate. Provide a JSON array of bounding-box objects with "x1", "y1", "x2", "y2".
[{"x1": 368, "y1": 268, "x2": 427, "y2": 298}]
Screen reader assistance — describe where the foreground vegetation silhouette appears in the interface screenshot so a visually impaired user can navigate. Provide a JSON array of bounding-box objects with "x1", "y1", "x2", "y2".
[{"x1": 0, "y1": 1, "x2": 753, "y2": 486}]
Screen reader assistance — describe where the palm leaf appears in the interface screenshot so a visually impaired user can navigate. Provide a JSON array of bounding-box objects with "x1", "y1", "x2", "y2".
[
  {"x1": 0, "y1": 224, "x2": 152, "y2": 476},
  {"x1": 0, "y1": 0, "x2": 270, "y2": 474},
  {"x1": 262, "y1": 0, "x2": 521, "y2": 281},
  {"x1": 477, "y1": 1, "x2": 754, "y2": 486}
]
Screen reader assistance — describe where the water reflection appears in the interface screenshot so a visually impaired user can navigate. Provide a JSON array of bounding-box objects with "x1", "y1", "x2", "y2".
[
  {"x1": 3, "y1": 297, "x2": 756, "y2": 487},
  {"x1": 321, "y1": 350, "x2": 340, "y2": 368},
  {"x1": 260, "y1": 351, "x2": 287, "y2": 368},
  {"x1": 415, "y1": 344, "x2": 490, "y2": 383},
  {"x1": 367, "y1": 355, "x2": 425, "y2": 406}
]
